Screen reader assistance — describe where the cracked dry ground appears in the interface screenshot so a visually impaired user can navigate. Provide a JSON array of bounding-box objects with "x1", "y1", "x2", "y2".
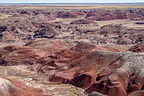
[{"x1": 0, "y1": 65, "x2": 85, "y2": 96}]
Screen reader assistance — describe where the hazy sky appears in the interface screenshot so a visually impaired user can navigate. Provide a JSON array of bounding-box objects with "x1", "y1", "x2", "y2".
[{"x1": 0, "y1": 0, "x2": 143, "y2": 3}]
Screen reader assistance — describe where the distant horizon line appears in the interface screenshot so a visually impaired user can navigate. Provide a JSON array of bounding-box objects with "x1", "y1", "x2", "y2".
[
  {"x1": 0, "y1": 2, "x2": 144, "y2": 4},
  {"x1": 0, "y1": 2, "x2": 144, "y2": 5}
]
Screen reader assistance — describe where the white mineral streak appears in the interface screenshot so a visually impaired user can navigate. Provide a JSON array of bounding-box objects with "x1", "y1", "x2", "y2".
[{"x1": 0, "y1": 78, "x2": 12, "y2": 96}]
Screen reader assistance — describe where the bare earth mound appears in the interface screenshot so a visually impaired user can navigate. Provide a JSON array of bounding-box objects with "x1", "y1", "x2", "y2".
[{"x1": 0, "y1": 77, "x2": 48, "y2": 96}]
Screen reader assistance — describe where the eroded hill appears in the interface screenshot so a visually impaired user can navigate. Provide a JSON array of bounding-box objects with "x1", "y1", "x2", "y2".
[{"x1": 0, "y1": 5, "x2": 144, "y2": 96}]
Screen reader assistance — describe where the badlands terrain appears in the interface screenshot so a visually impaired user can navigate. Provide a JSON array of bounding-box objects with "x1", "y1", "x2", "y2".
[{"x1": 0, "y1": 4, "x2": 144, "y2": 96}]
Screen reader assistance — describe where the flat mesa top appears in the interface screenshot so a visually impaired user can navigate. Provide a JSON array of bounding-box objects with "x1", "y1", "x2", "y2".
[{"x1": 0, "y1": 3, "x2": 144, "y2": 9}]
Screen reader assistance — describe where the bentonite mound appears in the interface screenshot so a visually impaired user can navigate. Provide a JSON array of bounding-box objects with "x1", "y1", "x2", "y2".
[{"x1": 0, "y1": 77, "x2": 49, "y2": 96}]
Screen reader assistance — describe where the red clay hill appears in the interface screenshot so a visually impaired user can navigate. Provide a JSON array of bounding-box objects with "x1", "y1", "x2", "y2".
[
  {"x1": 1, "y1": 39, "x2": 144, "y2": 96},
  {"x1": 0, "y1": 77, "x2": 49, "y2": 96}
]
